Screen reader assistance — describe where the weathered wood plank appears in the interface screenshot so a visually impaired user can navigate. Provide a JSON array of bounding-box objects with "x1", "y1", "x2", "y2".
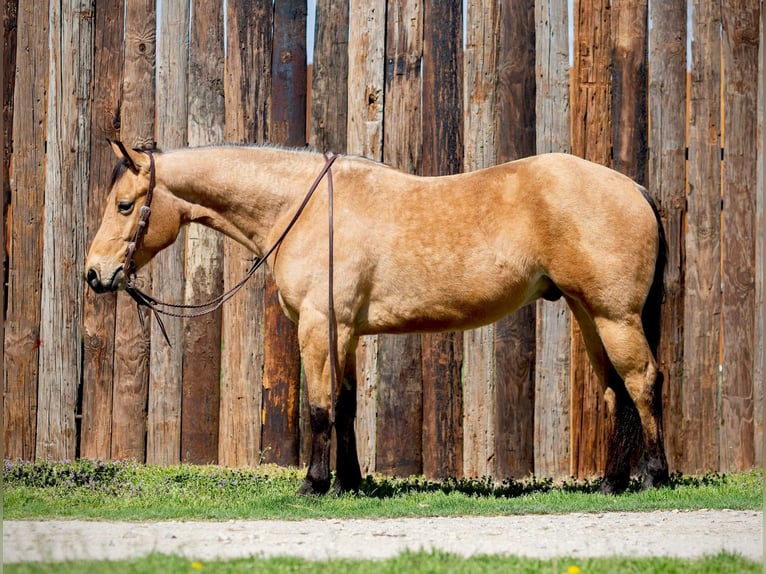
[
  {"x1": 219, "y1": 0, "x2": 271, "y2": 467},
  {"x1": 570, "y1": 0, "x2": 612, "y2": 478},
  {"x1": 611, "y1": 0, "x2": 648, "y2": 185},
  {"x1": 533, "y1": 0, "x2": 571, "y2": 478},
  {"x1": 647, "y1": 0, "x2": 686, "y2": 473},
  {"x1": 421, "y1": 0, "x2": 463, "y2": 480},
  {"x1": 80, "y1": 0, "x2": 123, "y2": 462},
  {"x1": 310, "y1": 0, "x2": 349, "y2": 155},
  {"x1": 346, "y1": 0, "x2": 386, "y2": 474},
  {"x1": 462, "y1": 0, "x2": 498, "y2": 479},
  {"x1": 261, "y1": 0, "x2": 306, "y2": 467},
  {"x1": 376, "y1": 0, "x2": 424, "y2": 478},
  {"x1": 111, "y1": 0, "x2": 155, "y2": 461},
  {"x1": 180, "y1": 0, "x2": 225, "y2": 465},
  {"x1": 1, "y1": 1, "x2": 16, "y2": 404},
  {"x1": 494, "y1": 0, "x2": 536, "y2": 479},
  {"x1": 36, "y1": 0, "x2": 93, "y2": 460},
  {"x1": 720, "y1": 0, "x2": 759, "y2": 471},
  {"x1": 146, "y1": 0, "x2": 188, "y2": 466},
  {"x1": 4, "y1": 0, "x2": 49, "y2": 461},
  {"x1": 308, "y1": 0, "x2": 351, "y2": 470},
  {"x1": 755, "y1": 1, "x2": 765, "y2": 467},
  {"x1": 685, "y1": 0, "x2": 722, "y2": 473}
]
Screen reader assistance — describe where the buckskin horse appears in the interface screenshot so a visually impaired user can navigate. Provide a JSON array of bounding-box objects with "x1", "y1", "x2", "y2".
[{"x1": 85, "y1": 141, "x2": 669, "y2": 495}]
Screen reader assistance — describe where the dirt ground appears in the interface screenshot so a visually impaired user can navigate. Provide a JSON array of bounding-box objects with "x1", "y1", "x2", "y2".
[{"x1": 3, "y1": 509, "x2": 763, "y2": 564}]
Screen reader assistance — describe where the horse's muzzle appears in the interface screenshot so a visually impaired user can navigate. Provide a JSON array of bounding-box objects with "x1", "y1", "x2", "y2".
[{"x1": 85, "y1": 266, "x2": 125, "y2": 293}]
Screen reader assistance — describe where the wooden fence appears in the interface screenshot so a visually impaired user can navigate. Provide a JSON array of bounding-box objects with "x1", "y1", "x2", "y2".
[{"x1": 3, "y1": 0, "x2": 763, "y2": 480}]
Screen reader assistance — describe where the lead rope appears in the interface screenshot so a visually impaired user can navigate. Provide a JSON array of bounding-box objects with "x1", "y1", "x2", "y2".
[{"x1": 125, "y1": 153, "x2": 340, "y2": 351}]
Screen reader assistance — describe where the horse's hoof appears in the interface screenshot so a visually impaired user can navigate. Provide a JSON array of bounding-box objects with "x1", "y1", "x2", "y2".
[
  {"x1": 640, "y1": 466, "x2": 669, "y2": 491},
  {"x1": 298, "y1": 478, "x2": 330, "y2": 496},
  {"x1": 600, "y1": 475, "x2": 629, "y2": 495},
  {"x1": 332, "y1": 477, "x2": 361, "y2": 495}
]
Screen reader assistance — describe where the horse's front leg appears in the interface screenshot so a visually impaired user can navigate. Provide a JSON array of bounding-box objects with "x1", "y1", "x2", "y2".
[
  {"x1": 297, "y1": 310, "x2": 352, "y2": 496},
  {"x1": 334, "y1": 337, "x2": 362, "y2": 494}
]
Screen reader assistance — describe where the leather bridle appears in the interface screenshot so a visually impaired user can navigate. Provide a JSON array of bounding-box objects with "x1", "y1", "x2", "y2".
[{"x1": 119, "y1": 148, "x2": 339, "y2": 363}]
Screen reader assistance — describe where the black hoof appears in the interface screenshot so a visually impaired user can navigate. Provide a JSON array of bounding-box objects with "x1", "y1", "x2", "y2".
[
  {"x1": 298, "y1": 477, "x2": 331, "y2": 496},
  {"x1": 640, "y1": 465, "x2": 669, "y2": 491},
  {"x1": 333, "y1": 476, "x2": 361, "y2": 495},
  {"x1": 600, "y1": 474, "x2": 629, "y2": 495}
]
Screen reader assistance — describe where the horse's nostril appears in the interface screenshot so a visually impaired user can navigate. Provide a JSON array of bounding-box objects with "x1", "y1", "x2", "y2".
[{"x1": 86, "y1": 268, "x2": 99, "y2": 288}]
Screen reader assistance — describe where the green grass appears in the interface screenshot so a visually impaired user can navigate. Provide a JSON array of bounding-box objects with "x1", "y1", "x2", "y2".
[
  {"x1": 3, "y1": 550, "x2": 761, "y2": 574},
  {"x1": 4, "y1": 461, "x2": 762, "y2": 572},
  {"x1": 3, "y1": 459, "x2": 762, "y2": 521}
]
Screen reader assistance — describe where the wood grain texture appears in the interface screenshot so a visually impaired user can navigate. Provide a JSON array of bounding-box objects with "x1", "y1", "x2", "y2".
[
  {"x1": 260, "y1": 0, "x2": 306, "y2": 467},
  {"x1": 494, "y1": 0, "x2": 536, "y2": 479},
  {"x1": 219, "y1": 0, "x2": 271, "y2": 467},
  {"x1": 4, "y1": 0, "x2": 49, "y2": 461},
  {"x1": 685, "y1": 0, "x2": 722, "y2": 473},
  {"x1": 421, "y1": 0, "x2": 463, "y2": 480},
  {"x1": 111, "y1": 0, "x2": 155, "y2": 461},
  {"x1": 720, "y1": 0, "x2": 759, "y2": 471},
  {"x1": 755, "y1": 1, "x2": 765, "y2": 467},
  {"x1": 346, "y1": 0, "x2": 386, "y2": 473},
  {"x1": 310, "y1": 0, "x2": 349, "y2": 155},
  {"x1": 611, "y1": 0, "x2": 648, "y2": 185},
  {"x1": 462, "y1": 0, "x2": 498, "y2": 479},
  {"x1": 1, "y1": 1, "x2": 16, "y2": 402},
  {"x1": 376, "y1": 0, "x2": 424, "y2": 478},
  {"x1": 570, "y1": 0, "x2": 612, "y2": 477},
  {"x1": 146, "y1": 0, "x2": 189, "y2": 466},
  {"x1": 80, "y1": 0, "x2": 123, "y2": 461},
  {"x1": 37, "y1": 0, "x2": 93, "y2": 460},
  {"x1": 180, "y1": 0, "x2": 225, "y2": 465},
  {"x1": 648, "y1": 0, "x2": 686, "y2": 473},
  {"x1": 533, "y1": 0, "x2": 571, "y2": 478}
]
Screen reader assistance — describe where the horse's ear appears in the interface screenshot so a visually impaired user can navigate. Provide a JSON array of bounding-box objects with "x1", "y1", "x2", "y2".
[{"x1": 107, "y1": 139, "x2": 149, "y2": 173}]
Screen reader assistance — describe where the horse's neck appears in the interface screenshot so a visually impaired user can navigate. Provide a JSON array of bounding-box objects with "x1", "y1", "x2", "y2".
[{"x1": 155, "y1": 146, "x2": 324, "y2": 255}]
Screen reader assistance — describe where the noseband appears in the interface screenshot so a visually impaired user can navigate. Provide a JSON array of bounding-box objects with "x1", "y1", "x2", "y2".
[
  {"x1": 121, "y1": 150, "x2": 339, "y2": 351},
  {"x1": 122, "y1": 150, "x2": 156, "y2": 282}
]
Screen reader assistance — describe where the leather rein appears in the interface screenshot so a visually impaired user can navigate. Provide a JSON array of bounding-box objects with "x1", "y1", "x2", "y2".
[{"x1": 121, "y1": 148, "x2": 340, "y2": 370}]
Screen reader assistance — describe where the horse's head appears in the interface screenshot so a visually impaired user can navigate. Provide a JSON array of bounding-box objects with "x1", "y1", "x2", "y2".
[{"x1": 84, "y1": 141, "x2": 184, "y2": 293}]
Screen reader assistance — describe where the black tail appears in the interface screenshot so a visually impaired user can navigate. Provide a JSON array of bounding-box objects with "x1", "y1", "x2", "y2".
[{"x1": 637, "y1": 185, "x2": 666, "y2": 359}]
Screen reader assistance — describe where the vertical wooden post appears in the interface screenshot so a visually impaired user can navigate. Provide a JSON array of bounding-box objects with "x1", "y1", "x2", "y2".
[
  {"x1": 648, "y1": 0, "x2": 686, "y2": 473},
  {"x1": 421, "y1": 0, "x2": 463, "y2": 480},
  {"x1": 719, "y1": 0, "x2": 759, "y2": 471},
  {"x1": 494, "y1": 0, "x2": 536, "y2": 479},
  {"x1": 376, "y1": 0, "x2": 424, "y2": 478},
  {"x1": 462, "y1": 0, "x2": 498, "y2": 479},
  {"x1": 685, "y1": 0, "x2": 722, "y2": 473},
  {"x1": 533, "y1": 0, "x2": 571, "y2": 478},
  {"x1": 147, "y1": 0, "x2": 189, "y2": 466},
  {"x1": 220, "y1": 0, "x2": 272, "y2": 467},
  {"x1": 81, "y1": 0, "x2": 124, "y2": 461},
  {"x1": 569, "y1": 0, "x2": 612, "y2": 478},
  {"x1": 262, "y1": 0, "x2": 306, "y2": 466},
  {"x1": 611, "y1": 1, "x2": 648, "y2": 186},
  {"x1": 310, "y1": 0, "x2": 349, "y2": 155},
  {"x1": 36, "y1": 0, "x2": 94, "y2": 460},
  {"x1": 308, "y1": 0, "x2": 350, "y2": 469},
  {"x1": 4, "y1": 0, "x2": 49, "y2": 461},
  {"x1": 1, "y1": 2, "x2": 16, "y2": 416},
  {"x1": 181, "y1": 0, "x2": 225, "y2": 464},
  {"x1": 111, "y1": 0, "x2": 156, "y2": 461},
  {"x1": 346, "y1": 0, "x2": 386, "y2": 474},
  {"x1": 755, "y1": 0, "x2": 765, "y2": 467}
]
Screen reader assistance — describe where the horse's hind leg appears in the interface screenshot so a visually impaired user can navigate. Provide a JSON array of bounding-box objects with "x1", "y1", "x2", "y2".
[
  {"x1": 333, "y1": 338, "x2": 363, "y2": 494},
  {"x1": 595, "y1": 314, "x2": 669, "y2": 491},
  {"x1": 568, "y1": 300, "x2": 643, "y2": 494}
]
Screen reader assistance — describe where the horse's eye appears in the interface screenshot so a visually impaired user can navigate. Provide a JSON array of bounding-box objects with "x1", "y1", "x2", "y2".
[{"x1": 118, "y1": 200, "x2": 134, "y2": 215}]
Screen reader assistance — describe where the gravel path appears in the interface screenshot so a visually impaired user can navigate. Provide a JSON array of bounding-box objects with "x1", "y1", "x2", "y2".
[{"x1": 4, "y1": 510, "x2": 763, "y2": 564}]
